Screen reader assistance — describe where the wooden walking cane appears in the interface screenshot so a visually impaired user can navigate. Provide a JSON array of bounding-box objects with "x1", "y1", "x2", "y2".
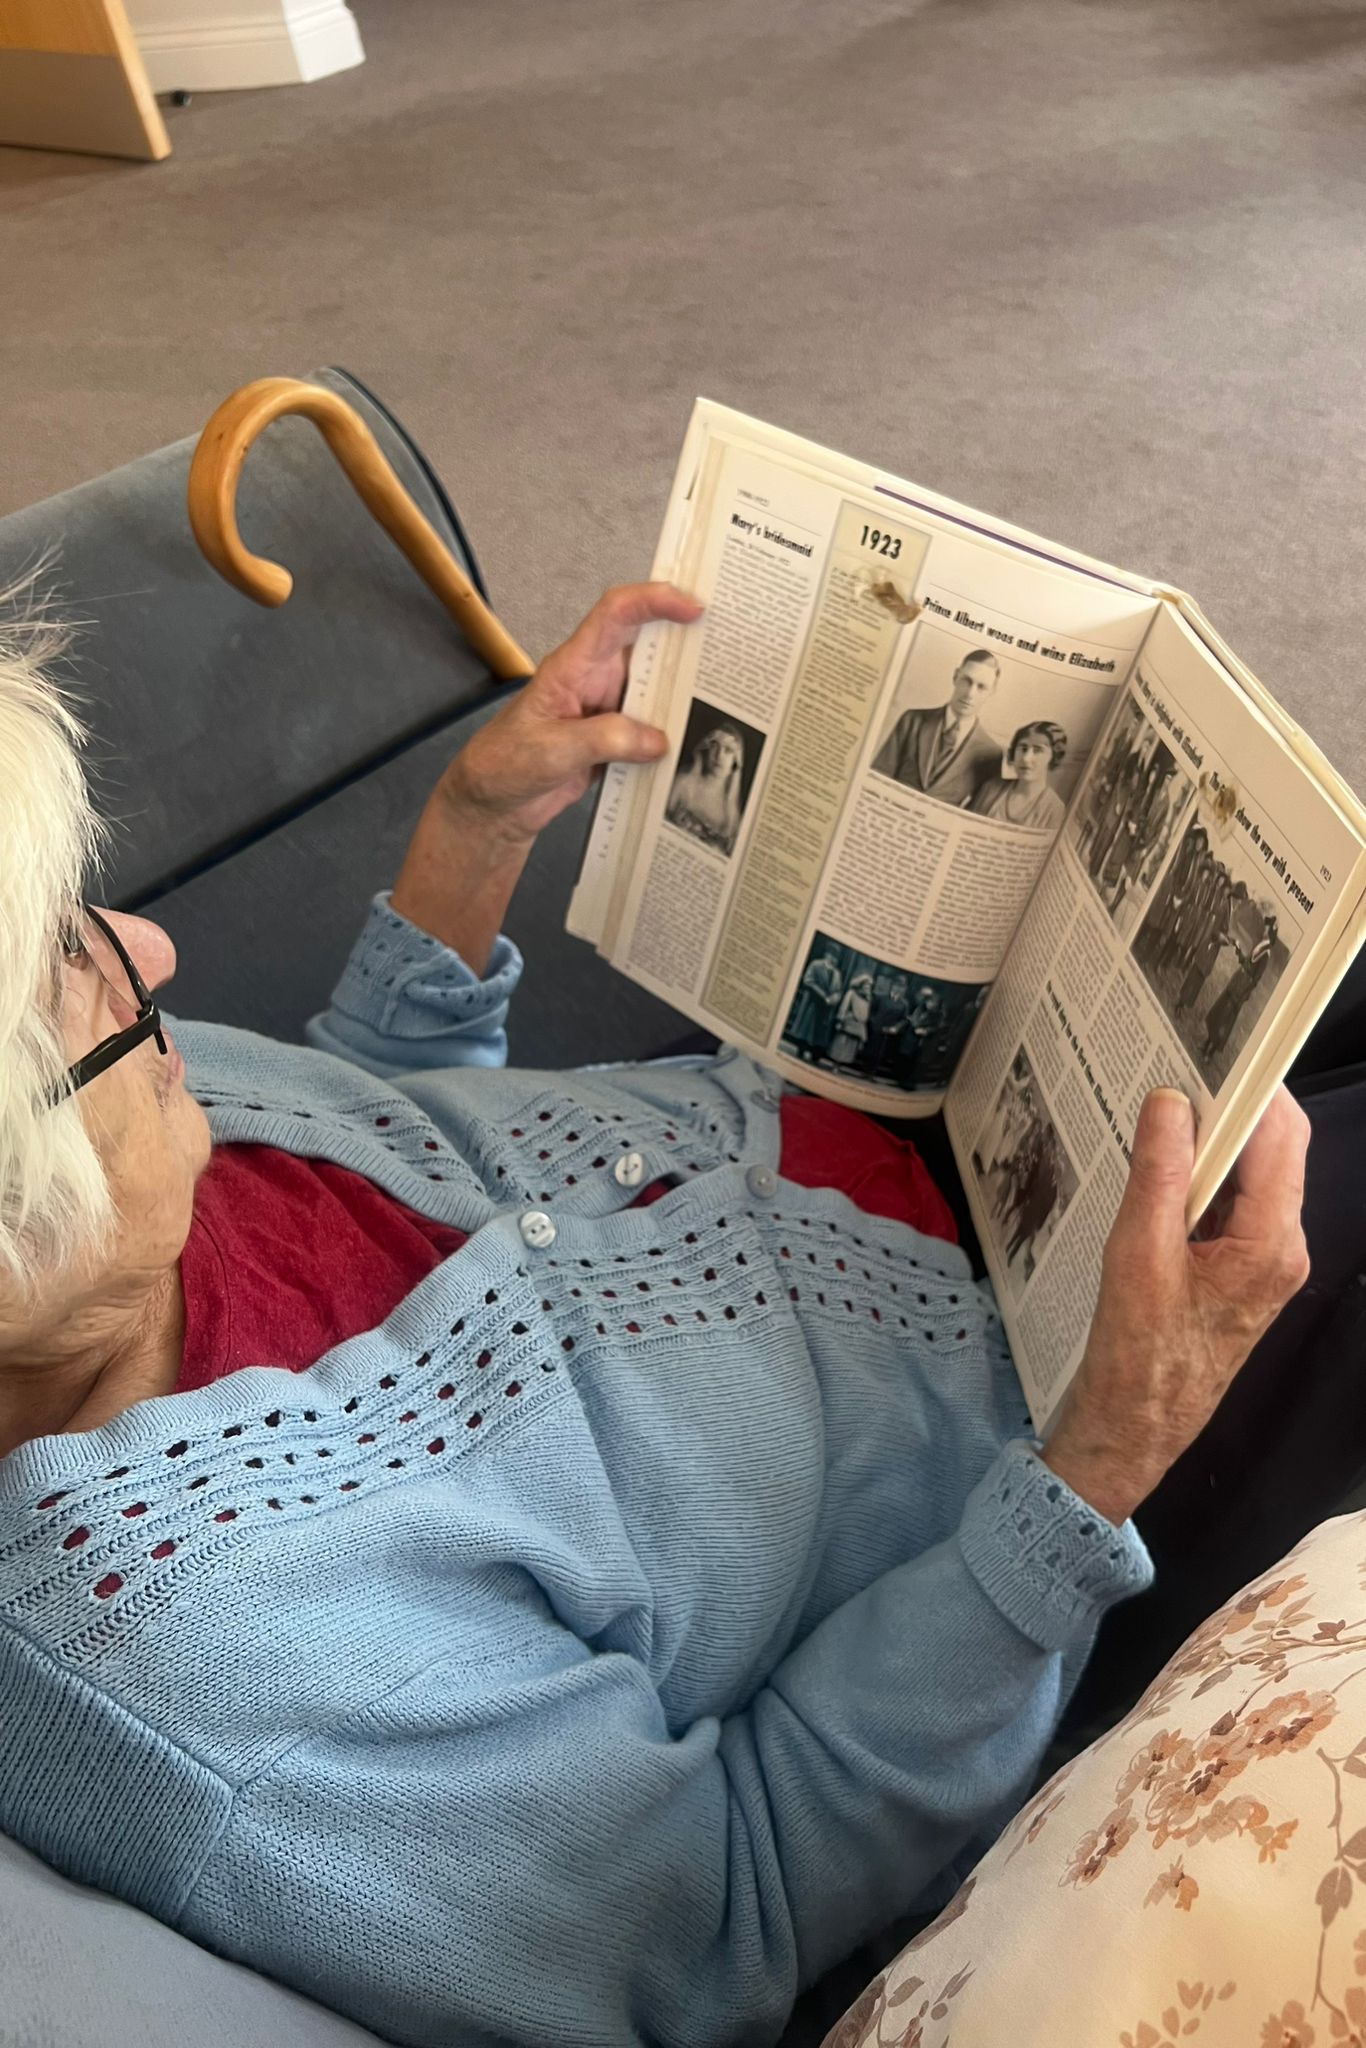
[{"x1": 188, "y1": 377, "x2": 533, "y2": 681}]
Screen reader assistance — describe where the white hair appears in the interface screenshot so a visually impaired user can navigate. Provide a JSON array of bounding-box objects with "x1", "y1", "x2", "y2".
[{"x1": 0, "y1": 580, "x2": 113, "y2": 1289}]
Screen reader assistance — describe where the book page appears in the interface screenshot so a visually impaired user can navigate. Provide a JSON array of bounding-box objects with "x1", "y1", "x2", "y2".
[
  {"x1": 571, "y1": 401, "x2": 1159, "y2": 1114},
  {"x1": 946, "y1": 601, "x2": 1366, "y2": 1432}
]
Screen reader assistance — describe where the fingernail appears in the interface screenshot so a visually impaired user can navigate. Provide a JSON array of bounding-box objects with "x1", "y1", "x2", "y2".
[{"x1": 1149, "y1": 1088, "x2": 1195, "y2": 1138}]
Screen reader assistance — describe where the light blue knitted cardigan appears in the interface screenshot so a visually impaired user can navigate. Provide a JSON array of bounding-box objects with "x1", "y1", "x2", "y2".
[{"x1": 0, "y1": 896, "x2": 1150, "y2": 2048}]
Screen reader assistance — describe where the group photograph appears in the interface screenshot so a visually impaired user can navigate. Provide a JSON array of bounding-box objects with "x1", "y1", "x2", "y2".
[
  {"x1": 780, "y1": 932, "x2": 989, "y2": 1095},
  {"x1": 1133, "y1": 809, "x2": 1297, "y2": 1096},
  {"x1": 1067, "y1": 685, "x2": 1195, "y2": 941}
]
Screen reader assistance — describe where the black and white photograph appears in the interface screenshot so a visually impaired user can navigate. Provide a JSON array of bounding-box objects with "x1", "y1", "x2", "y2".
[
  {"x1": 663, "y1": 698, "x2": 766, "y2": 859},
  {"x1": 780, "y1": 932, "x2": 989, "y2": 1095},
  {"x1": 869, "y1": 619, "x2": 1111, "y2": 824},
  {"x1": 1133, "y1": 810, "x2": 1298, "y2": 1097},
  {"x1": 1067, "y1": 684, "x2": 1194, "y2": 939},
  {"x1": 970, "y1": 1047, "x2": 1081, "y2": 1294}
]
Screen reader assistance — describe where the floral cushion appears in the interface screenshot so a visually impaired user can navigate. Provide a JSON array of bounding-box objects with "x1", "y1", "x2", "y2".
[{"x1": 823, "y1": 1511, "x2": 1366, "y2": 2048}]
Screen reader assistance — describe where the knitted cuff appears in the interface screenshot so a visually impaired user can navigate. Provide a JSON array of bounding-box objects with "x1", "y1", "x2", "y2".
[
  {"x1": 330, "y1": 893, "x2": 523, "y2": 1045},
  {"x1": 959, "y1": 1439, "x2": 1153, "y2": 1653}
]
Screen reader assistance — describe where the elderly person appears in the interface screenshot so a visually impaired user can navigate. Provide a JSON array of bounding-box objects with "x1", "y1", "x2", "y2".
[
  {"x1": 968, "y1": 720, "x2": 1069, "y2": 832},
  {"x1": 0, "y1": 583, "x2": 1310, "y2": 2048}
]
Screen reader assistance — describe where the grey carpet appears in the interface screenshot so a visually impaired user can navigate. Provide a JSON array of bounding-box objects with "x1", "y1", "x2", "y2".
[{"x1": 0, "y1": 0, "x2": 1362, "y2": 794}]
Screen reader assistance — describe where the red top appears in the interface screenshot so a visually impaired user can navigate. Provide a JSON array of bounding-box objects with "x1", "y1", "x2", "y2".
[{"x1": 178, "y1": 1095, "x2": 955, "y2": 1392}]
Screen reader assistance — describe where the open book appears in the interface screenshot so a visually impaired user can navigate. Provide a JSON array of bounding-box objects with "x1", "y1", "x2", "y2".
[{"x1": 569, "y1": 402, "x2": 1366, "y2": 1431}]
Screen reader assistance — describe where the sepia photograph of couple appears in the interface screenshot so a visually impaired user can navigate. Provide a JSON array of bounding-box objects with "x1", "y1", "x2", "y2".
[
  {"x1": 780, "y1": 933, "x2": 989, "y2": 1095},
  {"x1": 870, "y1": 620, "x2": 1105, "y2": 830}
]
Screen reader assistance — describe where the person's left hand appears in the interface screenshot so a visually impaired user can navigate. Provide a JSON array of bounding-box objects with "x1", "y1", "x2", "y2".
[{"x1": 439, "y1": 582, "x2": 703, "y2": 847}]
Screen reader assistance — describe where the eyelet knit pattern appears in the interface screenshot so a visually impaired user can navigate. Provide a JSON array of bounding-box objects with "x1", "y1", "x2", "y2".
[
  {"x1": 4, "y1": 1276, "x2": 559, "y2": 1668},
  {"x1": 174, "y1": 1050, "x2": 754, "y2": 1236},
  {"x1": 330, "y1": 897, "x2": 522, "y2": 1047},
  {"x1": 0, "y1": 1184, "x2": 1142, "y2": 1670},
  {"x1": 452, "y1": 1080, "x2": 746, "y2": 1212}
]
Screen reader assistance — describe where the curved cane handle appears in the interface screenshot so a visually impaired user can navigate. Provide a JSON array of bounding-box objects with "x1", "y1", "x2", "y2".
[{"x1": 188, "y1": 376, "x2": 533, "y2": 680}]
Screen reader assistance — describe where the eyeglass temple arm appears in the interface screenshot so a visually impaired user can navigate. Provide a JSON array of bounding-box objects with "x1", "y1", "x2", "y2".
[
  {"x1": 83, "y1": 908, "x2": 166, "y2": 1054},
  {"x1": 187, "y1": 377, "x2": 534, "y2": 682}
]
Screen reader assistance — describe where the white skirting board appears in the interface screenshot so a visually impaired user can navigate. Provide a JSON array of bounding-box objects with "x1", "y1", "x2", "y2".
[{"x1": 126, "y1": 0, "x2": 364, "y2": 92}]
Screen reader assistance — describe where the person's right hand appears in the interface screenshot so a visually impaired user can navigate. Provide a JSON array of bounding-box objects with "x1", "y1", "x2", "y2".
[
  {"x1": 1042, "y1": 1085, "x2": 1311, "y2": 1525},
  {"x1": 441, "y1": 582, "x2": 702, "y2": 847}
]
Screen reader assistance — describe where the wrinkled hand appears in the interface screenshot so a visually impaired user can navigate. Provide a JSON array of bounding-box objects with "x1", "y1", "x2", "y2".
[
  {"x1": 441, "y1": 583, "x2": 703, "y2": 846},
  {"x1": 390, "y1": 583, "x2": 700, "y2": 973},
  {"x1": 1043, "y1": 1085, "x2": 1311, "y2": 1525}
]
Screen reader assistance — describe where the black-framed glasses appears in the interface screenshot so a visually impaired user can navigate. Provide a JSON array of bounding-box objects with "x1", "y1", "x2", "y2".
[{"x1": 49, "y1": 906, "x2": 167, "y2": 1106}]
